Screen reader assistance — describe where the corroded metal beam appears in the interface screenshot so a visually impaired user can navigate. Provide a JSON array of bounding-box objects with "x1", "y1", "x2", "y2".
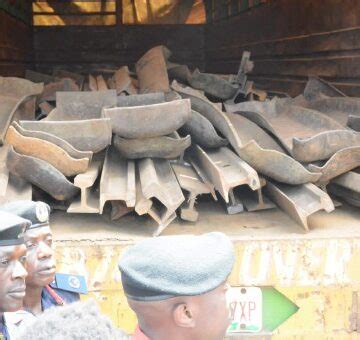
[
  {"x1": 265, "y1": 181, "x2": 334, "y2": 231},
  {"x1": 99, "y1": 147, "x2": 136, "y2": 214},
  {"x1": 6, "y1": 147, "x2": 79, "y2": 201},
  {"x1": 103, "y1": 99, "x2": 191, "y2": 138},
  {"x1": 190, "y1": 145, "x2": 260, "y2": 203},
  {"x1": 20, "y1": 118, "x2": 112, "y2": 152},
  {"x1": 113, "y1": 134, "x2": 191, "y2": 159}
]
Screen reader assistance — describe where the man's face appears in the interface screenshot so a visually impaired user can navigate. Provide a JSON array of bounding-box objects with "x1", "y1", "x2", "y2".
[
  {"x1": 24, "y1": 226, "x2": 56, "y2": 288},
  {"x1": 195, "y1": 283, "x2": 231, "y2": 340},
  {"x1": 0, "y1": 245, "x2": 27, "y2": 313}
]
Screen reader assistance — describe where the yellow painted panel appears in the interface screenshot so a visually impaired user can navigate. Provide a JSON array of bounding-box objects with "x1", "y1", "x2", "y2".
[{"x1": 55, "y1": 237, "x2": 360, "y2": 337}]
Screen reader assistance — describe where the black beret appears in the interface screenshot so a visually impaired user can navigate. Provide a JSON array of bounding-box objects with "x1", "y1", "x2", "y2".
[
  {"x1": 0, "y1": 211, "x2": 30, "y2": 246},
  {"x1": 0, "y1": 200, "x2": 50, "y2": 230},
  {"x1": 118, "y1": 232, "x2": 235, "y2": 301}
]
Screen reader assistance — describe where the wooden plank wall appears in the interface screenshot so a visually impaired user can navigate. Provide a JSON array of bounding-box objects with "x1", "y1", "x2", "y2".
[
  {"x1": 33, "y1": 25, "x2": 205, "y2": 74},
  {"x1": 0, "y1": 10, "x2": 33, "y2": 77},
  {"x1": 205, "y1": 0, "x2": 360, "y2": 96}
]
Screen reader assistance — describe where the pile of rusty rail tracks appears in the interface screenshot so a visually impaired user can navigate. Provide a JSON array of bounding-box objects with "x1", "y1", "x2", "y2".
[{"x1": 1, "y1": 47, "x2": 359, "y2": 235}]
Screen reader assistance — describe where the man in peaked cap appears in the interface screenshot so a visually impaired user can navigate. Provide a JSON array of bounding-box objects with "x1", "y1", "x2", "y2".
[
  {"x1": 0, "y1": 211, "x2": 32, "y2": 339},
  {"x1": 0, "y1": 201, "x2": 85, "y2": 316},
  {"x1": 118, "y1": 232, "x2": 235, "y2": 340}
]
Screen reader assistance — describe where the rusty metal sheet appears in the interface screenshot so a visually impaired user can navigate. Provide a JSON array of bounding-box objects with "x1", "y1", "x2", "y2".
[
  {"x1": 68, "y1": 154, "x2": 104, "y2": 214},
  {"x1": 0, "y1": 77, "x2": 44, "y2": 97},
  {"x1": 113, "y1": 134, "x2": 191, "y2": 159},
  {"x1": 292, "y1": 129, "x2": 360, "y2": 162},
  {"x1": 5, "y1": 126, "x2": 89, "y2": 177},
  {"x1": 190, "y1": 145, "x2": 260, "y2": 203},
  {"x1": 136, "y1": 46, "x2": 170, "y2": 94},
  {"x1": 114, "y1": 66, "x2": 137, "y2": 95},
  {"x1": 225, "y1": 112, "x2": 283, "y2": 152},
  {"x1": 53, "y1": 69, "x2": 85, "y2": 89},
  {"x1": 224, "y1": 112, "x2": 321, "y2": 184},
  {"x1": 46, "y1": 90, "x2": 117, "y2": 121},
  {"x1": 103, "y1": 98, "x2": 191, "y2": 139},
  {"x1": 172, "y1": 81, "x2": 243, "y2": 154},
  {"x1": 117, "y1": 92, "x2": 165, "y2": 107},
  {"x1": 292, "y1": 96, "x2": 354, "y2": 126},
  {"x1": 241, "y1": 140, "x2": 321, "y2": 185},
  {"x1": 308, "y1": 146, "x2": 360, "y2": 184},
  {"x1": 188, "y1": 69, "x2": 238, "y2": 100},
  {"x1": 180, "y1": 110, "x2": 228, "y2": 148},
  {"x1": 265, "y1": 181, "x2": 334, "y2": 231},
  {"x1": 281, "y1": 96, "x2": 360, "y2": 160},
  {"x1": 6, "y1": 147, "x2": 79, "y2": 201},
  {"x1": 99, "y1": 147, "x2": 135, "y2": 214},
  {"x1": 12, "y1": 122, "x2": 93, "y2": 161},
  {"x1": 303, "y1": 76, "x2": 346, "y2": 101},
  {"x1": 96, "y1": 75, "x2": 108, "y2": 91},
  {"x1": 226, "y1": 99, "x2": 350, "y2": 162},
  {"x1": 39, "y1": 78, "x2": 79, "y2": 103},
  {"x1": 172, "y1": 162, "x2": 214, "y2": 222},
  {"x1": 19, "y1": 118, "x2": 112, "y2": 152},
  {"x1": 138, "y1": 157, "x2": 184, "y2": 225},
  {"x1": 0, "y1": 77, "x2": 43, "y2": 145}
]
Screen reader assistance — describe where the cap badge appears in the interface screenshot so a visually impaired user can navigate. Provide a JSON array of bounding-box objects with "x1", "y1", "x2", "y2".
[{"x1": 36, "y1": 203, "x2": 49, "y2": 223}]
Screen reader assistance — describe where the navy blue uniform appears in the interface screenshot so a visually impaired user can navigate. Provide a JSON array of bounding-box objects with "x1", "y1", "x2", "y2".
[
  {"x1": 41, "y1": 282, "x2": 80, "y2": 311},
  {"x1": 0, "y1": 317, "x2": 9, "y2": 340}
]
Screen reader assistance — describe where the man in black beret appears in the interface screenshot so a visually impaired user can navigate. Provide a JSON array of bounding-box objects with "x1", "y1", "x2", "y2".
[
  {"x1": 0, "y1": 201, "x2": 84, "y2": 316},
  {"x1": 118, "y1": 232, "x2": 235, "y2": 340},
  {"x1": 0, "y1": 211, "x2": 31, "y2": 339}
]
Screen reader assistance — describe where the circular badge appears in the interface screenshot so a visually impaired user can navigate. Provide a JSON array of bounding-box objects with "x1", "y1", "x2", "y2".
[
  {"x1": 36, "y1": 202, "x2": 49, "y2": 223},
  {"x1": 68, "y1": 276, "x2": 81, "y2": 289}
]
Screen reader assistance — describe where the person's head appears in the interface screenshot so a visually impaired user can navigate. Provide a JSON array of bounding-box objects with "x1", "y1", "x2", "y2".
[
  {"x1": 118, "y1": 232, "x2": 235, "y2": 340},
  {"x1": 17, "y1": 299, "x2": 129, "y2": 340},
  {"x1": 0, "y1": 211, "x2": 30, "y2": 313},
  {"x1": 0, "y1": 201, "x2": 55, "y2": 288},
  {"x1": 127, "y1": 282, "x2": 230, "y2": 340}
]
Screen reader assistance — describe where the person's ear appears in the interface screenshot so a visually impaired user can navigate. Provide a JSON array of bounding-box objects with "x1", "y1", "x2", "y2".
[{"x1": 173, "y1": 303, "x2": 196, "y2": 328}]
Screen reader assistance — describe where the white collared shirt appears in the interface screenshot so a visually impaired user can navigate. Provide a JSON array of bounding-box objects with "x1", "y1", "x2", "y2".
[{"x1": 3, "y1": 311, "x2": 36, "y2": 339}]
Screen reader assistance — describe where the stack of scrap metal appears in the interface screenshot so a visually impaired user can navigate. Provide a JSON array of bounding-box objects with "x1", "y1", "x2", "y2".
[{"x1": 1, "y1": 47, "x2": 358, "y2": 235}]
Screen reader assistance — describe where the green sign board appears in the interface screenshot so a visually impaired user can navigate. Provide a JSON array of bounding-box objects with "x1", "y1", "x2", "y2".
[{"x1": 227, "y1": 286, "x2": 299, "y2": 334}]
